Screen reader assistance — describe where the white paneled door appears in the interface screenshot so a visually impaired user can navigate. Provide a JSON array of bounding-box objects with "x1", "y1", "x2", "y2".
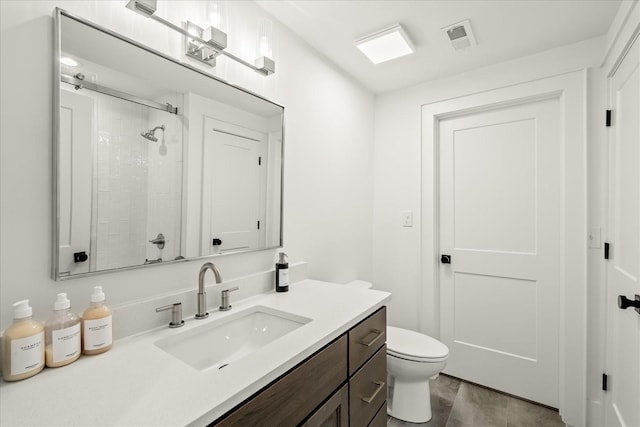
[
  {"x1": 605, "y1": 35, "x2": 640, "y2": 427},
  {"x1": 438, "y1": 98, "x2": 561, "y2": 407},
  {"x1": 201, "y1": 117, "x2": 266, "y2": 255}
]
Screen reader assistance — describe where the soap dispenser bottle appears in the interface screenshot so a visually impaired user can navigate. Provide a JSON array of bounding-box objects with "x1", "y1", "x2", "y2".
[
  {"x1": 82, "y1": 286, "x2": 113, "y2": 355},
  {"x1": 275, "y1": 252, "x2": 289, "y2": 293},
  {"x1": 45, "y1": 293, "x2": 81, "y2": 368},
  {"x1": 2, "y1": 300, "x2": 45, "y2": 381}
]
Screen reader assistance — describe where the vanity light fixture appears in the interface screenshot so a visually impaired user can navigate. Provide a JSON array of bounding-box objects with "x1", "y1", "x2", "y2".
[
  {"x1": 185, "y1": 1, "x2": 227, "y2": 66},
  {"x1": 125, "y1": 0, "x2": 275, "y2": 75},
  {"x1": 355, "y1": 23, "x2": 414, "y2": 64}
]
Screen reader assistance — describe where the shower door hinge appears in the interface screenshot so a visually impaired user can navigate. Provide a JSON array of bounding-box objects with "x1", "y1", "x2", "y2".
[
  {"x1": 602, "y1": 373, "x2": 608, "y2": 391},
  {"x1": 604, "y1": 242, "x2": 610, "y2": 260},
  {"x1": 606, "y1": 110, "x2": 612, "y2": 127}
]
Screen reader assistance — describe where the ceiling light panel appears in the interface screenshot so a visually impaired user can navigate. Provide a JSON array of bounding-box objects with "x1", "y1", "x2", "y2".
[{"x1": 355, "y1": 24, "x2": 414, "y2": 64}]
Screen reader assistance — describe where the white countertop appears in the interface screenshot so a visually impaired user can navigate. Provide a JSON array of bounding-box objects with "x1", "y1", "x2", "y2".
[{"x1": 0, "y1": 280, "x2": 391, "y2": 426}]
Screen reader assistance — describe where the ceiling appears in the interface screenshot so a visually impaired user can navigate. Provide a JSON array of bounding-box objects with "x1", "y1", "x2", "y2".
[{"x1": 256, "y1": 0, "x2": 623, "y2": 94}]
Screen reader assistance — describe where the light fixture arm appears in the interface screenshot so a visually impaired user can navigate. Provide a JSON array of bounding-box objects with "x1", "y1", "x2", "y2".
[{"x1": 126, "y1": 0, "x2": 274, "y2": 76}]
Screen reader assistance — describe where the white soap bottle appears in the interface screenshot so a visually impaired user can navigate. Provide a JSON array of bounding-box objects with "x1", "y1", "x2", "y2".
[
  {"x1": 45, "y1": 293, "x2": 81, "y2": 367},
  {"x1": 2, "y1": 300, "x2": 45, "y2": 381},
  {"x1": 82, "y1": 286, "x2": 113, "y2": 355}
]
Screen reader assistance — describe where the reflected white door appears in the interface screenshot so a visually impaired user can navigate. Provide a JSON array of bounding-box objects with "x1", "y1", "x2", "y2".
[
  {"x1": 439, "y1": 97, "x2": 561, "y2": 407},
  {"x1": 58, "y1": 90, "x2": 93, "y2": 275},
  {"x1": 605, "y1": 36, "x2": 640, "y2": 427},
  {"x1": 201, "y1": 117, "x2": 266, "y2": 255}
]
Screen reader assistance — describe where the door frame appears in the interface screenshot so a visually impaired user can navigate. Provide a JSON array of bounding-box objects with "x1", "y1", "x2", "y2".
[{"x1": 420, "y1": 70, "x2": 587, "y2": 426}]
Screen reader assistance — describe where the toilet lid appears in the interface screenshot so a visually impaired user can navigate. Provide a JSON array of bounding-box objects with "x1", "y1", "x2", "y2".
[{"x1": 387, "y1": 326, "x2": 449, "y2": 360}]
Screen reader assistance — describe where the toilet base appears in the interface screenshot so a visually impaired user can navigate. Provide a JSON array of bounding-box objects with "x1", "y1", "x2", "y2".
[{"x1": 387, "y1": 376, "x2": 432, "y2": 423}]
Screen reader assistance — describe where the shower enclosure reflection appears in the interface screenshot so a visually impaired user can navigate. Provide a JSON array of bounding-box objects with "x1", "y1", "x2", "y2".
[{"x1": 54, "y1": 10, "x2": 284, "y2": 279}]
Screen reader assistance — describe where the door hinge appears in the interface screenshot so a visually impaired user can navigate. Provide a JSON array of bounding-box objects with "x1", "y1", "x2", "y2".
[
  {"x1": 258, "y1": 156, "x2": 262, "y2": 166},
  {"x1": 257, "y1": 220, "x2": 260, "y2": 230},
  {"x1": 604, "y1": 242, "x2": 610, "y2": 260},
  {"x1": 602, "y1": 373, "x2": 608, "y2": 391},
  {"x1": 606, "y1": 110, "x2": 612, "y2": 127}
]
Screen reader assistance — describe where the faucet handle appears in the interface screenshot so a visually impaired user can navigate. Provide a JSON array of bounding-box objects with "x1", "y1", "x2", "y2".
[
  {"x1": 156, "y1": 302, "x2": 185, "y2": 328},
  {"x1": 219, "y1": 287, "x2": 239, "y2": 311}
]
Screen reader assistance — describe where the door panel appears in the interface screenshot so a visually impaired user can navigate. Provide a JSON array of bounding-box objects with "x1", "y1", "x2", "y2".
[
  {"x1": 452, "y1": 118, "x2": 537, "y2": 253},
  {"x1": 439, "y1": 98, "x2": 560, "y2": 407},
  {"x1": 58, "y1": 90, "x2": 93, "y2": 275},
  {"x1": 605, "y1": 36, "x2": 640, "y2": 427}
]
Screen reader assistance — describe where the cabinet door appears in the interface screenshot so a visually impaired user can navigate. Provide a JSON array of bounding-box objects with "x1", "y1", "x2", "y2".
[
  {"x1": 301, "y1": 384, "x2": 348, "y2": 427},
  {"x1": 213, "y1": 335, "x2": 347, "y2": 426},
  {"x1": 350, "y1": 345, "x2": 387, "y2": 427}
]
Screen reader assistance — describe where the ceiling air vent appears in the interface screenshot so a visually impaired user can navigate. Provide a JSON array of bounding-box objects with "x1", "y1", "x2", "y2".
[{"x1": 442, "y1": 19, "x2": 476, "y2": 51}]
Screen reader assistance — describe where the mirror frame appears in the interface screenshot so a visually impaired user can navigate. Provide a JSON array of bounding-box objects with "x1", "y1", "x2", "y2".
[{"x1": 52, "y1": 8, "x2": 284, "y2": 280}]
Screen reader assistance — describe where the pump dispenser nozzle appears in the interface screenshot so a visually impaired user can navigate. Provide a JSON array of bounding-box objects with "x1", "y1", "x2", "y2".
[
  {"x1": 54, "y1": 293, "x2": 71, "y2": 311},
  {"x1": 13, "y1": 299, "x2": 33, "y2": 319}
]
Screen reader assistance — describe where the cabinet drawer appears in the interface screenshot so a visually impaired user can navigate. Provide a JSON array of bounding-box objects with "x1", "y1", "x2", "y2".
[
  {"x1": 349, "y1": 345, "x2": 387, "y2": 427},
  {"x1": 213, "y1": 335, "x2": 348, "y2": 427},
  {"x1": 368, "y1": 402, "x2": 388, "y2": 427},
  {"x1": 349, "y1": 307, "x2": 386, "y2": 375}
]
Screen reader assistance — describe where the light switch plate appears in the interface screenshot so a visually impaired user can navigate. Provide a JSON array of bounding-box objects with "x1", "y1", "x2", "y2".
[
  {"x1": 402, "y1": 211, "x2": 413, "y2": 227},
  {"x1": 588, "y1": 227, "x2": 601, "y2": 248}
]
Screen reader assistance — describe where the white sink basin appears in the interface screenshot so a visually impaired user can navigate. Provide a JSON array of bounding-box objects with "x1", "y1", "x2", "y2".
[{"x1": 155, "y1": 305, "x2": 312, "y2": 371}]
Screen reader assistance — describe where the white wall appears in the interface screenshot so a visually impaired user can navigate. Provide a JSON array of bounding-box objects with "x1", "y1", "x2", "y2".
[{"x1": 0, "y1": 0, "x2": 374, "y2": 331}]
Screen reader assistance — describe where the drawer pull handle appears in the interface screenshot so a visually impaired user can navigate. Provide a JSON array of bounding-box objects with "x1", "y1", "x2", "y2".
[
  {"x1": 361, "y1": 381, "x2": 385, "y2": 404},
  {"x1": 359, "y1": 329, "x2": 384, "y2": 347}
]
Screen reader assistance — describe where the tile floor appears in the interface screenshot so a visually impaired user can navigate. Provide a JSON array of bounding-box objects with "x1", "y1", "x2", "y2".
[{"x1": 387, "y1": 375, "x2": 565, "y2": 427}]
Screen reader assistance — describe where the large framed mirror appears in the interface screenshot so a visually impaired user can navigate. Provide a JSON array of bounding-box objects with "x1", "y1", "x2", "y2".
[{"x1": 53, "y1": 9, "x2": 284, "y2": 280}]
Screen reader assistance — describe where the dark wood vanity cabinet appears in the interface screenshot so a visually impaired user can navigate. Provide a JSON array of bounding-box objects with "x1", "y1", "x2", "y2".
[{"x1": 210, "y1": 307, "x2": 386, "y2": 427}]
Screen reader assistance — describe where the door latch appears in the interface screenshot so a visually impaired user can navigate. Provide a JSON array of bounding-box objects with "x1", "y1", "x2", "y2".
[
  {"x1": 73, "y1": 251, "x2": 88, "y2": 263},
  {"x1": 618, "y1": 294, "x2": 640, "y2": 314},
  {"x1": 441, "y1": 254, "x2": 452, "y2": 264}
]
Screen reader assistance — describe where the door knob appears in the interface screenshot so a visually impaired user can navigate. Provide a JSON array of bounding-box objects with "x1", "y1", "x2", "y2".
[
  {"x1": 618, "y1": 294, "x2": 640, "y2": 314},
  {"x1": 73, "y1": 251, "x2": 88, "y2": 263},
  {"x1": 441, "y1": 254, "x2": 451, "y2": 264},
  {"x1": 212, "y1": 238, "x2": 222, "y2": 246}
]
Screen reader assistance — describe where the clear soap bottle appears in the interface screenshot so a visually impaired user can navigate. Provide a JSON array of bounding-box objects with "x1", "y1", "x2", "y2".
[
  {"x1": 45, "y1": 293, "x2": 81, "y2": 367},
  {"x1": 2, "y1": 300, "x2": 45, "y2": 381},
  {"x1": 82, "y1": 286, "x2": 113, "y2": 355}
]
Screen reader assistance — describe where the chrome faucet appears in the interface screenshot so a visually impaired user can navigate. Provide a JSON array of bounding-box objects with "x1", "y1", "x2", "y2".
[{"x1": 196, "y1": 262, "x2": 222, "y2": 319}]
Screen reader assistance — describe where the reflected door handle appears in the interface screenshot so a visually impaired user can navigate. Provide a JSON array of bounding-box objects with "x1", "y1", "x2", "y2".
[
  {"x1": 73, "y1": 251, "x2": 88, "y2": 263},
  {"x1": 441, "y1": 254, "x2": 451, "y2": 264},
  {"x1": 618, "y1": 294, "x2": 640, "y2": 314}
]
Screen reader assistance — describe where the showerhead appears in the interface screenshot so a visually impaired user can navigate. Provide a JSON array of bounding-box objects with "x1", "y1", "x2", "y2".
[
  {"x1": 141, "y1": 131, "x2": 158, "y2": 142},
  {"x1": 141, "y1": 125, "x2": 165, "y2": 142}
]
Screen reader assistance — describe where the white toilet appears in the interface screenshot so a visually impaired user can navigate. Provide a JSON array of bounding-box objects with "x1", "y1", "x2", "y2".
[
  {"x1": 386, "y1": 326, "x2": 449, "y2": 423},
  {"x1": 345, "y1": 280, "x2": 450, "y2": 424}
]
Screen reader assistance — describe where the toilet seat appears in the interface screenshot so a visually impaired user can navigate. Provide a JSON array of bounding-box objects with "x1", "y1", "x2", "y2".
[{"x1": 387, "y1": 326, "x2": 449, "y2": 362}]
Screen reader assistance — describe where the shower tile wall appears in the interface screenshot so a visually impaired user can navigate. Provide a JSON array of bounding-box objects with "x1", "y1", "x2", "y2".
[
  {"x1": 146, "y1": 101, "x2": 183, "y2": 263},
  {"x1": 94, "y1": 94, "x2": 150, "y2": 270}
]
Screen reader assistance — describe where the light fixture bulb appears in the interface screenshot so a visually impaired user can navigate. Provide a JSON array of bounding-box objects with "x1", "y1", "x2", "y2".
[
  {"x1": 206, "y1": 1, "x2": 226, "y2": 31},
  {"x1": 257, "y1": 18, "x2": 273, "y2": 58},
  {"x1": 60, "y1": 56, "x2": 79, "y2": 67}
]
